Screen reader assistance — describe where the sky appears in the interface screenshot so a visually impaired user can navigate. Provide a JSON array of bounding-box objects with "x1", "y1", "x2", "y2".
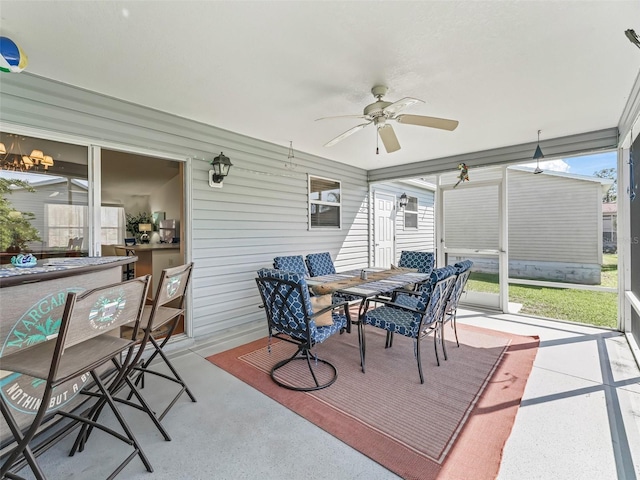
[{"x1": 522, "y1": 151, "x2": 617, "y2": 177}]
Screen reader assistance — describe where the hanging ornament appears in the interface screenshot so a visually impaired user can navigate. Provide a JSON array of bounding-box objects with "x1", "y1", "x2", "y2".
[
  {"x1": 454, "y1": 163, "x2": 469, "y2": 188},
  {"x1": 285, "y1": 141, "x2": 297, "y2": 170},
  {"x1": 0, "y1": 37, "x2": 28, "y2": 73}
]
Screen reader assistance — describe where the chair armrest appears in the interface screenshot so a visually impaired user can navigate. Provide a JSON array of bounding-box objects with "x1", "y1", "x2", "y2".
[
  {"x1": 363, "y1": 297, "x2": 424, "y2": 316},
  {"x1": 390, "y1": 288, "x2": 421, "y2": 301}
]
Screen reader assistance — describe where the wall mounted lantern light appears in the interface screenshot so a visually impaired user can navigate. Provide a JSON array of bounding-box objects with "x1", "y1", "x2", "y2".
[
  {"x1": 398, "y1": 193, "x2": 408, "y2": 209},
  {"x1": 533, "y1": 130, "x2": 544, "y2": 174},
  {"x1": 209, "y1": 152, "x2": 233, "y2": 188}
]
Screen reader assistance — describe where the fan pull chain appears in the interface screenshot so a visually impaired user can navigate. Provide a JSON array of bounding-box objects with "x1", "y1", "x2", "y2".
[{"x1": 376, "y1": 129, "x2": 379, "y2": 155}]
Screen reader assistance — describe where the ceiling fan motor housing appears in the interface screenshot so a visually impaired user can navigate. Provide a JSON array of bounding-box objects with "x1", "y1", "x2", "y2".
[{"x1": 364, "y1": 101, "x2": 392, "y2": 118}]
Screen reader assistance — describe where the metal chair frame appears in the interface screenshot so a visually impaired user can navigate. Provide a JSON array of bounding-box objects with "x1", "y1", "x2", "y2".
[
  {"x1": 0, "y1": 276, "x2": 152, "y2": 480},
  {"x1": 256, "y1": 269, "x2": 351, "y2": 391},
  {"x1": 359, "y1": 275, "x2": 455, "y2": 384}
]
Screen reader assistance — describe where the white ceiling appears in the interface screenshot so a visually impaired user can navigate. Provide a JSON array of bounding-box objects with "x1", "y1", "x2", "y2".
[{"x1": 1, "y1": 1, "x2": 639, "y2": 170}]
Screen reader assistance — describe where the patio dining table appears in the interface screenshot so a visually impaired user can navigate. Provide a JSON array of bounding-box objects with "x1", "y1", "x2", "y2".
[{"x1": 306, "y1": 268, "x2": 431, "y2": 322}]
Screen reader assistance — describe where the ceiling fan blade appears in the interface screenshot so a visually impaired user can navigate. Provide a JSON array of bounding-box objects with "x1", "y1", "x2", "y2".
[
  {"x1": 378, "y1": 124, "x2": 401, "y2": 153},
  {"x1": 324, "y1": 121, "x2": 372, "y2": 147},
  {"x1": 396, "y1": 114, "x2": 459, "y2": 131},
  {"x1": 383, "y1": 97, "x2": 424, "y2": 116},
  {"x1": 316, "y1": 114, "x2": 368, "y2": 121}
]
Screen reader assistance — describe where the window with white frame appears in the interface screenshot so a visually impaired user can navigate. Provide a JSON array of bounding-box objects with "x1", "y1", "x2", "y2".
[
  {"x1": 404, "y1": 195, "x2": 419, "y2": 229},
  {"x1": 309, "y1": 176, "x2": 341, "y2": 228},
  {"x1": 44, "y1": 204, "x2": 126, "y2": 248}
]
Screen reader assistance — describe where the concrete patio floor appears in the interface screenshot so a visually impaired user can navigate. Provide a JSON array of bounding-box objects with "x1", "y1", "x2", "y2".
[{"x1": 11, "y1": 308, "x2": 640, "y2": 479}]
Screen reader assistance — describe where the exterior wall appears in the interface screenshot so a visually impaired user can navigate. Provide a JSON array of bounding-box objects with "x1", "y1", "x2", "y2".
[
  {"x1": 369, "y1": 181, "x2": 435, "y2": 265},
  {"x1": 443, "y1": 167, "x2": 604, "y2": 284},
  {"x1": 0, "y1": 74, "x2": 369, "y2": 340}
]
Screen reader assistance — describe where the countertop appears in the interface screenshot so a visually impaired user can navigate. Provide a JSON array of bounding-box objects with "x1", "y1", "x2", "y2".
[{"x1": 0, "y1": 256, "x2": 137, "y2": 288}]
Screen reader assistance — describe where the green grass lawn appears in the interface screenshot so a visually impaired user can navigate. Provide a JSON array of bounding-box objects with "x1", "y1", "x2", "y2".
[{"x1": 466, "y1": 255, "x2": 618, "y2": 328}]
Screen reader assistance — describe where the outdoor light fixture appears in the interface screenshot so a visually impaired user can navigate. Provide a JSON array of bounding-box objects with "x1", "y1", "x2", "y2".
[
  {"x1": 398, "y1": 193, "x2": 409, "y2": 209},
  {"x1": 209, "y1": 151, "x2": 233, "y2": 188},
  {"x1": 533, "y1": 130, "x2": 544, "y2": 174}
]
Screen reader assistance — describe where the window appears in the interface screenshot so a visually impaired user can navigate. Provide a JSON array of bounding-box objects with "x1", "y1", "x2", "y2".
[
  {"x1": 101, "y1": 206, "x2": 126, "y2": 244},
  {"x1": 404, "y1": 196, "x2": 418, "y2": 229},
  {"x1": 44, "y1": 204, "x2": 125, "y2": 247},
  {"x1": 309, "y1": 176, "x2": 341, "y2": 228}
]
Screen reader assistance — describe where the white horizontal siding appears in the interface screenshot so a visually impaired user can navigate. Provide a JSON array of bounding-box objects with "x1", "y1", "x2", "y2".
[
  {"x1": 1, "y1": 74, "x2": 370, "y2": 340},
  {"x1": 370, "y1": 182, "x2": 435, "y2": 264},
  {"x1": 508, "y1": 170, "x2": 600, "y2": 263},
  {"x1": 444, "y1": 185, "x2": 500, "y2": 250}
]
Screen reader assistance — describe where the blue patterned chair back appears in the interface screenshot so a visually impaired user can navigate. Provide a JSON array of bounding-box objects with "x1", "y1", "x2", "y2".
[
  {"x1": 407, "y1": 275, "x2": 455, "y2": 334},
  {"x1": 305, "y1": 252, "x2": 336, "y2": 277},
  {"x1": 256, "y1": 269, "x2": 315, "y2": 339},
  {"x1": 415, "y1": 264, "x2": 457, "y2": 306},
  {"x1": 449, "y1": 260, "x2": 474, "y2": 308},
  {"x1": 273, "y1": 255, "x2": 309, "y2": 276},
  {"x1": 398, "y1": 251, "x2": 434, "y2": 274}
]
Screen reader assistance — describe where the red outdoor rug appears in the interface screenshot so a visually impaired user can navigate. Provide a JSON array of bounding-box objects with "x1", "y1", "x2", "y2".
[{"x1": 207, "y1": 323, "x2": 539, "y2": 480}]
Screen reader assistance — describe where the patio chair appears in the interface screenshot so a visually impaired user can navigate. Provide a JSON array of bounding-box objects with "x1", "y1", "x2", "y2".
[
  {"x1": 360, "y1": 268, "x2": 456, "y2": 383},
  {"x1": 397, "y1": 250, "x2": 434, "y2": 275},
  {"x1": 114, "y1": 246, "x2": 135, "y2": 280},
  {"x1": 125, "y1": 263, "x2": 196, "y2": 422},
  {"x1": 71, "y1": 264, "x2": 195, "y2": 454},
  {"x1": 443, "y1": 260, "x2": 474, "y2": 350},
  {"x1": 255, "y1": 268, "x2": 351, "y2": 391},
  {"x1": 273, "y1": 255, "x2": 309, "y2": 276},
  {"x1": 0, "y1": 275, "x2": 153, "y2": 480},
  {"x1": 391, "y1": 265, "x2": 459, "y2": 361},
  {"x1": 305, "y1": 252, "x2": 336, "y2": 277}
]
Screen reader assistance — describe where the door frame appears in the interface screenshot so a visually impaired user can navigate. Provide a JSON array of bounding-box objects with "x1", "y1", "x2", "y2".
[
  {"x1": 436, "y1": 170, "x2": 509, "y2": 312},
  {"x1": 373, "y1": 191, "x2": 397, "y2": 268}
]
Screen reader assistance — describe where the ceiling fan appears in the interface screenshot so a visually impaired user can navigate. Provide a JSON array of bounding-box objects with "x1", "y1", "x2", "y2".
[{"x1": 317, "y1": 85, "x2": 459, "y2": 153}]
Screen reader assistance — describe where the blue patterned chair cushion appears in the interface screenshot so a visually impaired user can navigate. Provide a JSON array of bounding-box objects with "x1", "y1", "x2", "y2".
[
  {"x1": 273, "y1": 255, "x2": 309, "y2": 276},
  {"x1": 398, "y1": 251, "x2": 434, "y2": 274},
  {"x1": 453, "y1": 260, "x2": 473, "y2": 275},
  {"x1": 256, "y1": 268, "x2": 347, "y2": 344},
  {"x1": 394, "y1": 265, "x2": 457, "y2": 311},
  {"x1": 306, "y1": 252, "x2": 337, "y2": 277},
  {"x1": 364, "y1": 275, "x2": 455, "y2": 338},
  {"x1": 447, "y1": 260, "x2": 473, "y2": 311}
]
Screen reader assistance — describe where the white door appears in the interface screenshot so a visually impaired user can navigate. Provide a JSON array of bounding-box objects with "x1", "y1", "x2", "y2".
[{"x1": 374, "y1": 192, "x2": 396, "y2": 268}]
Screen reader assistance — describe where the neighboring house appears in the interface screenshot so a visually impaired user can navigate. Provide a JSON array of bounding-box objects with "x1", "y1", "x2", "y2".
[
  {"x1": 442, "y1": 166, "x2": 613, "y2": 285},
  {"x1": 602, "y1": 202, "x2": 617, "y2": 252},
  {"x1": 6, "y1": 177, "x2": 89, "y2": 251}
]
